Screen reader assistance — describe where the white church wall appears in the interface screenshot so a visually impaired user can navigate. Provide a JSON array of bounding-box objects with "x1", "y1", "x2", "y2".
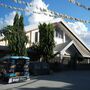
[
  {"x1": 26, "y1": 29, "x2": 39, "y2": 48},
  {"x1": 54, "y1": 37, "x2": 63, "y2": 45},
  {"x1": 0, "y1": 41, "x2": 6, "y2": 46},
  {"x1": 26, "y1": 28, "x2": 67, "y2": 47},
  {"x1": 31, "y1": 30, "x2": 39, "y2": 44}
]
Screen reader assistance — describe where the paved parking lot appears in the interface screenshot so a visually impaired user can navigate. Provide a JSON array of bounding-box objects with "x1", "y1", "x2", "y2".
[{"x1": 0, "y1": 70, "x2": 90, "y2": 90}]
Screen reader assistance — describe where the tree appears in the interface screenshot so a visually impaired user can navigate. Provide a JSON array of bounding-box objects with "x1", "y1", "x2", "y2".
[
  {"x1": 27, "y1": 43, "x2": 41, "y2": 61},
  {"x1": 19, "y1": 14, "x2": 24, "y2": 31},
  {"x1": 3, "y1": 25, "x2": 15, "y2": 54},
  {"x1": 18, "y1": 15, "x2": 28, "y2": 56},
  {"x1": 13, "y1": 12, "x2": 19, "y2": 31},
  {"x1": 39, "y1": 23, "x2": 55, "y2": 62},
  {"x1": 3, "y1": 13, "x2": 28, "y2": 56}
]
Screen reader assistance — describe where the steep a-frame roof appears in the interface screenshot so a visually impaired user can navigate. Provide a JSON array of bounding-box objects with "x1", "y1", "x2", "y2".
[
  {"x1": 24, "y1": 18, "x2": 90, "y2": 57},
  {"x1": 54, "y1": 41, "x2": 71, "y2": 52},
  {"x1": 56, "y1": 20, "x2": 90, "y2": 58}
]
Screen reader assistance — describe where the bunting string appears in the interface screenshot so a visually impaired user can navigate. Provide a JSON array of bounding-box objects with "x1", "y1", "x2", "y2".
[
  {"x1": 11, "y1": 0, "x2": 90, "y2": 23},
  {"x1": 12, "y1": 0, "x2": 32, "y2": 6},
  {"x1": 0, "y1": 2, "x2": 30, "y2": 12},
  {"x1": 50, "y1": 10, "x2": 90, "y2": 23},
  {"x1": 69, "y1": 0, "x2": 90, "y2": 10},
  {"x1": 11, "y1": 0, "x2": 48, "y2": 13},
  {"x1": 0, "y1": 1, "x2": 90, "y2": 23}
]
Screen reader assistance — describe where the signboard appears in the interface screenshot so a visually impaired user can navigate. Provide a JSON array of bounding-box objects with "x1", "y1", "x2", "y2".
[{"x1": 8, "y1": 76, "x2": 28, "y2": 83}]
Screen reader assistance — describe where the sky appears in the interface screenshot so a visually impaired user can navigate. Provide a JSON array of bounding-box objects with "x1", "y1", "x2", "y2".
[{"x1": 0, "y1": 0, "x2": 90, "y2": 47}]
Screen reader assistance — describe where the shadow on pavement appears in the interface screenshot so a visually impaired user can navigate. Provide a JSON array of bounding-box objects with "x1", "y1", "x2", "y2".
[
  {"x1": 0, "y1": 80, "x2": 7, "y2": 85},
  {"x1": 0, "y1": 71, "x2": 90, "y2": 90},
  {"x1": 16, "y1": 86, "x2": 73, "y2": 90}
]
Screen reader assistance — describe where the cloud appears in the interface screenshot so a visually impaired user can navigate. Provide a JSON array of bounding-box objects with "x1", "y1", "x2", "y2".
[
  {"x1": 81, "y1": 31, "x2": 90, "y2": 48},
  {"x1": 0, "y1": 11, "x2": 21, "y2": 30},
  {"x1": 25, "y1": 0, "x2": 53, "y2": 25},
  {"x1": 0, "y1": 11, "x2": 16, "y2": 30},
  {"x1": 67, "y1": 22, "x2": 88, "y2": 35},
  {"x1": 68, "y1": 22, "x2": 90, "y2": 48}
]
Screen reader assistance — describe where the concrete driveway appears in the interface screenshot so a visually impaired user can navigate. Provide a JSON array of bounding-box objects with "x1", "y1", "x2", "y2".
[{"x1": 0, "y1": 70, "x2": 90, "y2": 90}]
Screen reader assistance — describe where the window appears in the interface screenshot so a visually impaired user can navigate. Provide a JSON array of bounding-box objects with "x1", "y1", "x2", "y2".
[
  {"x1": 56, "y1": 32, "x2": 62, "y2": 38},
  {"x1": 56, "y1": 29, "x2": 63, "y2": 38},
  {"x1": 56, "y1": 31, "x2": 58, "y2": 37},
  {"x1": 35, "y1": 32, "x2": 38, "y2": 43}
]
